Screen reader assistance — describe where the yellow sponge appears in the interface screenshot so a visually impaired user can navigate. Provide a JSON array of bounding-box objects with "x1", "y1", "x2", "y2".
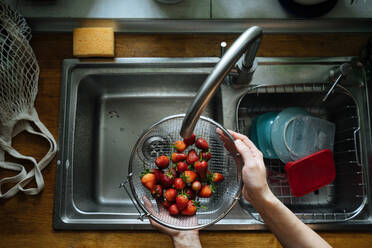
[{"x1": 73, "y1": 27, "x2": 114, "y2": 57}]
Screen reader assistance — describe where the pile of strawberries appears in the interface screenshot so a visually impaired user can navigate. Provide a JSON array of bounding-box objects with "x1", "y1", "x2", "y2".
[{"x1": 141, "y1": 134, "x2": 224, "y2": 216}]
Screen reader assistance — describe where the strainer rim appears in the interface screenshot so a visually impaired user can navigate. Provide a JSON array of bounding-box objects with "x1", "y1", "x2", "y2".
[{"x1": 128, "y1": 113, "x2": 243, "y2": 230}]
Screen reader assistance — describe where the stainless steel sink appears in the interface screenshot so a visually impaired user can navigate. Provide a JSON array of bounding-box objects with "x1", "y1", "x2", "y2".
[{"x1": 54, "y1": 57, "x2": 372, "y2": 230}]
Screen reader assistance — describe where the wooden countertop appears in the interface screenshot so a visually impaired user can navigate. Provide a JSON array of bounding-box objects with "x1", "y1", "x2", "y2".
[{"x1": 1, "y1": 33, "x2": 372, "y2": 248}]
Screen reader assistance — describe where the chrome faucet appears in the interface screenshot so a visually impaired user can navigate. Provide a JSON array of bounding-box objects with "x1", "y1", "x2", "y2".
[{"x1": 180, "y1": 26, "x2": 263, "y2": 138}]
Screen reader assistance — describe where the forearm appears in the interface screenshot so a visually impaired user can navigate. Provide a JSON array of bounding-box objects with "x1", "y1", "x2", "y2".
[
  {"x1": 172, "y1": 231, "x2": 202, "y2": 248},
  {"x1": 251, "y1": 191, "x2": 332, "y2": 248}
]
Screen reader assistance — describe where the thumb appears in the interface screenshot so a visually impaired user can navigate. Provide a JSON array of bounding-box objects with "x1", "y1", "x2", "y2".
[
  {"x1": 143, "y1": 196, "x2": 156, "y2": 215},
  {"x1": 234, "y1": 139, "x2": 251, "y2": 163},
  {"x1": 142, "y1": 196, "x2": 163, "y2": 230}
]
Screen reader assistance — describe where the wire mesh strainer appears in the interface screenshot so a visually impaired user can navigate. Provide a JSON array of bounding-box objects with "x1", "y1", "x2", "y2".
[{"x1": 126, "y1": 114, "x2": 243, "y2": 230}]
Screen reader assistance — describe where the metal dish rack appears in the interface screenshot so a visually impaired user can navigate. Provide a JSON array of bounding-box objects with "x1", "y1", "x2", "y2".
[{"x1": 237, "y1": 83, "x2": 367, "y2": 223}]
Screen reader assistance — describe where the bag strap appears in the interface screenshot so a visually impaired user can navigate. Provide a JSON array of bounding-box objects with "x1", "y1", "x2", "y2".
[
  {"x1": 0, "y1": 109, "x2": 57, "y2": 199},
  {"x1": 0, "y1": 161, "x2": 27, "y2": 198},
  {"x1": 0, "y1": 136, "x2": 40, "y2": 198}
]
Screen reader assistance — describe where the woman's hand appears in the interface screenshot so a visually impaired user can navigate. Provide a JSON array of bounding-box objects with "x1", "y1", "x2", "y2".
[
  {"x1": 228, "y1": 130, "x2": 274, "y2": 204},
  {"x1": 143, "y1": 197, "x2": 201, "y2": 248}
]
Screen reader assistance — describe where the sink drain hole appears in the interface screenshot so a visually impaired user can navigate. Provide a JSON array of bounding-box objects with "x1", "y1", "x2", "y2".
[{"x1": 142, "y1": 136, "x2": 171, "y2": 161}]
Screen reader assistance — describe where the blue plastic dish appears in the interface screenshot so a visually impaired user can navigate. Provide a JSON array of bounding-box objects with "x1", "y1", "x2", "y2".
[
  {"x1": 249, "y1": 112, "x2": 279, "y2": 159},
  {"x1": 256, "y1": 112, "x2": 279, "y2": 159}
]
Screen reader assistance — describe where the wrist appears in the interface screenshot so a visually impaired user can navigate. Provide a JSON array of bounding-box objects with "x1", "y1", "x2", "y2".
[
  {"x1": 172, "y1": 230, "x2": 201, "y2": 248},
  {"x1": 248, "y1": 187, "x2": 278, "y2": 208}
]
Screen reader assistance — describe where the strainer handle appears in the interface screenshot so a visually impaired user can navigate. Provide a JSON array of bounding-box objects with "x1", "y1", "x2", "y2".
[{"x1": 119, "y1": 177, "x2": 148, "y2": 221}]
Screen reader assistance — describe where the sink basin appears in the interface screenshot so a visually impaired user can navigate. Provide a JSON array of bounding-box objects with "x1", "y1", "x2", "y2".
[
  {"x1": 54, "y1": 57, "x2": 372, "y2": 230},
  {"x1": 74, "y1": 71, "x2": 222, "y2": 213},
  {"x1": 54, "y1": 58, "x2": 225, "y2": 229}
]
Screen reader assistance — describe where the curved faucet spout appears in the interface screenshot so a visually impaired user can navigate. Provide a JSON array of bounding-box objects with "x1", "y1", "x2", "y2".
[{"x1": 180, "y1": 26, "x2": 263, "y2": 138}]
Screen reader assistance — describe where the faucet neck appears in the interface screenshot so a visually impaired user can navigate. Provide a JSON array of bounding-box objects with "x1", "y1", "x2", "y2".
[{"x1": 180, "y1": 26, "x2": 263, "y2": 138}]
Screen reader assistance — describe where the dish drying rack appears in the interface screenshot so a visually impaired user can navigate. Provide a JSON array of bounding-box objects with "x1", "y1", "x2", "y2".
[{"x1": 237, "y1": 83, "x2": 367, "y2": 223}]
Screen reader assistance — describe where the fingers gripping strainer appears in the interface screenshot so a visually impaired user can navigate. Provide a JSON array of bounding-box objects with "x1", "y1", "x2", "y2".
[{"x1": 122, "y1": 114, "x2": 242, "y2": 230}]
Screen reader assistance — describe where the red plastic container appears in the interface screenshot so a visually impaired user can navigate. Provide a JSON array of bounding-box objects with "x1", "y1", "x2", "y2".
[{"x1": 284, "y1": 149, "x2": 336, "y2": 197}]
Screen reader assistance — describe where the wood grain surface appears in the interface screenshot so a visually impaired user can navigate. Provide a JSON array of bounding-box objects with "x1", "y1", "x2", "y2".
[{"x1": 0, "y1": 33, "x2": 371, "y2": 248}]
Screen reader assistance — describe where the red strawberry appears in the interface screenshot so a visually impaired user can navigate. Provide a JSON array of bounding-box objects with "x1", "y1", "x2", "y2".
[
  {"x1": 155, "y1": 155, "x2": 170, "y2": 169},
  {"x1": 141, "y1": 170, "x2": 156, "y2": 190},
  {"x1": 163, "y1": 200, "x2": 171, "y2": 209},
  {"x1": 174, "y1": 140, "x2": 187, "y2": 152},
  {"x1": 174, "y1": 177, "x2": 186, "y2": 190},
  {"x1": 182, "y1": 170, "x2": 198, "y2": 184},
  {"x1": 177, "y1": 162, "x2": 188, "y2": 173},
  {"x1": 181, "y1": 200, "x2": 197, "y2": 216},
  {"x1": 160, "y1": 171, "x2": 174, "y2": 188},
  {"x1": 212, "y1": 172, "x2": 224, "y2": 183},
  {"x1": 191, "y1": 181, "x2": 201, "y2": 192},
  {"x1": 183, "y1": 134, "x2": 196, "y2": 147},
  {"x1": 195, "y1": 137, "x2": 209, "y2": 150},
  {"x1": 186, "y1": 149, "x2": 199, "y2": 165},
  {"x1": 185, "y1": 187, "x2": 196, "y2": 200},
  {"x1": 151, "y1": 185, "x2": 163, "y2": 198},
  {"x1": 176, "y1": 193, "x2": 189, "y2": 210},
  {"x1": 198, "y1": 184, "x2": 214, "y2": 198},
  {"x1": 169, "y1": 204, "x2": 179, "y2": 216},
  {"x1": 171, "y1": 152, "x2": 187, "y2": 163},
  {"x1": 152, "y1": 168, "x2": 163, "y2": 183},
  {"x1": 194, "y1": 160, "x2": 208, "y2": 179},
  {"x1": 200, "y1": 150, "x2": 212, "y2": 162},
  {"x1": 165, "y1": 188, "x2": 177, "y2": 202}
]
